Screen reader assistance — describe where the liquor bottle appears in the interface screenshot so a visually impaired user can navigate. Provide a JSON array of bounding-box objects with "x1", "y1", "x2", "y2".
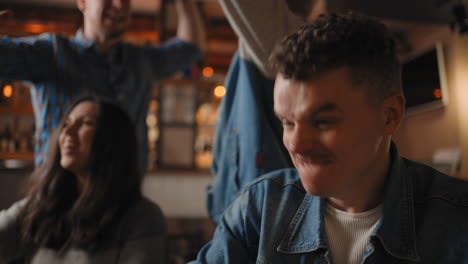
[
  {"x1": 0, "y1": 125, "x2": 8, "y2": 152},
  {"x1": 1, "y1": 125, "x2": 11, "y2": 152},
  {"x1": 7, "y1": 125, "x2": 16, "y2": 153},
  {"x1": 18, "y1": 130, "x2": 29, "y2": 152}
]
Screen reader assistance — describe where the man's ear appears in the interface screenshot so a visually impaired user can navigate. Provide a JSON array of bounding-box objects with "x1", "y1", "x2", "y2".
[
  {"x1": 77, "y1": 0, "x2": 86, "y2": 12},
  {"x1": 382, "y1": 93, "x2": 405, "y2": 135}
]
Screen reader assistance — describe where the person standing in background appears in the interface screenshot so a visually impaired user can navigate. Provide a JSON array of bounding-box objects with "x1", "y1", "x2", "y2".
[
  {"x1": 0, "y1": 0, "x2": 205, "y2": 175},
  {"x1": 208, "y1": 0, "x2": 320, "y2": 223}
]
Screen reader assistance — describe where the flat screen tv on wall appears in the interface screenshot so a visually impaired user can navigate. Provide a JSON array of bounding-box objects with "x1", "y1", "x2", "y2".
[{"x1": 402, "y1": 43, "x2": 448, "y2": 116}]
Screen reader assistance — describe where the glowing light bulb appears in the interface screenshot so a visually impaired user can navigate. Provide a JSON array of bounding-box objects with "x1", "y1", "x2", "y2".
[
  {"x1": 214, "y1": 86, "x2": 226, "y2": 98},
  {"x1": 203, "y1": 66, "x2": 214, "y2": 78},
  {"x1": 433, "y1": 89, "x2": 442, "y2": 99},
  {"x1": 3, "y1": 84, "x2": 12, "y2": 98}
]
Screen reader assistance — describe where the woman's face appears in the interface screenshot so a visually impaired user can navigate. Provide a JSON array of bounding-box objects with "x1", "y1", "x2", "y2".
[{"x1": 59, "y1": 101, "x2": 97, "y2": 175}]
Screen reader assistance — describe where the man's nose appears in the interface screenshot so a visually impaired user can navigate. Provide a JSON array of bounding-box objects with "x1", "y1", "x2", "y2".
[{"x1": 284, "y1": 125, "x2": 313, "y2": 154}]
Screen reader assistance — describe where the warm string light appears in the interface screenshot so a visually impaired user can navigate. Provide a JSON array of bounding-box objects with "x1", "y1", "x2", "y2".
[
  {"x1": 2, "y1": 84, "x2": 12, "y2": 98},
  {"x1": 202, "y1": 66, "x2": 214, "y2": 78},
  {"x1": 433, "y1": 89, "x2": 442, "y2": 99},
  {"x1": 214, "y1": 85, "x2": 226, "y2": 98},
  {"x1": 24, "y1": 23, "x2": 46, "y2": 33}
]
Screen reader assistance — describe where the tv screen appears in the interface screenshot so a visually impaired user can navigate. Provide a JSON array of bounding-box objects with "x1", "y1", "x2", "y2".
[{"x1": 402, "y1": 43, "x2": 448, "y2": 116}]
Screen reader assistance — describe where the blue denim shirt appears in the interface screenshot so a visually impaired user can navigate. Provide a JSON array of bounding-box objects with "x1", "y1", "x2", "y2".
[
  {"x1": 208, "y1": 52, "x2": 293, "y2": 224},
  {"x1": 192, "y1": 144, "x2": 468, "y2": 263}
]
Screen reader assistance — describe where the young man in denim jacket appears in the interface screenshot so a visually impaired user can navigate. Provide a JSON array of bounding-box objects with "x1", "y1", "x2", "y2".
[{"x1": 191, "y1": 13, "x2": 468, "y2": 263}]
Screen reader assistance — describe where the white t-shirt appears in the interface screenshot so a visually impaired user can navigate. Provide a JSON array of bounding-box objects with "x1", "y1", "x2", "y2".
[{"x1": 325, "y1": 202, "x2": 383, "y2": 264}]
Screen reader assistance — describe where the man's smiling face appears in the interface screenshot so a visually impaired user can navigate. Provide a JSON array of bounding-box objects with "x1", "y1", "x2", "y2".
[{"x1": 274, "y1": 67, "x2": 388, "y2": 198}]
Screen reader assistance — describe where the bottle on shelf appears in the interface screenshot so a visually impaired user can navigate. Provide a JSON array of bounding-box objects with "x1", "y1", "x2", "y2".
[
  {"x1": 0, "y1": 125, "x2": 8, "y2": 152},
  {"x1": 7, "y1": 126, "x2": 16, "y2": 153}
]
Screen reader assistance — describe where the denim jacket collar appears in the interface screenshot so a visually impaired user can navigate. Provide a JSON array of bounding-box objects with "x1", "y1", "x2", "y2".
[
  {"x1": 277, "y1": 194, "x2": 327, "y2": 253},
  {"x1": 277, "y1": 143, "x2": 421, "y2": 261},
  {"x1": 74, "y1": 29, "x2": 127, "y2": 65},
  {"x1": 374, "y1": 143, "x2": 421, "y2": 262}
]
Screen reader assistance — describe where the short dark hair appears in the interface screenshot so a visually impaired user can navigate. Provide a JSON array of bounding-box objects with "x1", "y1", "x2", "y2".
[
  {"x1": 19, "y1": 95, "x2": 141, "y2": 255},
  {"x1": 271, "y1": 13, "x2": 402, "y2": 103}
]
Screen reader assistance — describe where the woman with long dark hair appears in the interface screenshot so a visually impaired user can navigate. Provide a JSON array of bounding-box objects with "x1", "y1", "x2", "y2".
[{"x1": 0, "y1": 96, "x2": 166, "y2": 263}]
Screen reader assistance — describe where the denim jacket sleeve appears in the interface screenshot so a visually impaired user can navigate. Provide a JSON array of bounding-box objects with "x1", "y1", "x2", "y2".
[
  {"x1": 0, "y1": 33, "x2": 56, "y2": 82},
  {"x1": 190, "y1": 188, "x2": 259, "y2": 263},
  {"x1": 140, "y1": 38, "x2": 201, "y2": 81}
]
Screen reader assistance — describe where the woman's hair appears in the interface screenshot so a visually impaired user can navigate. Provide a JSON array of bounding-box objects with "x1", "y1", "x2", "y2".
[{"x1": 18, "y1": 95, "x2": 142, "y2": 253}]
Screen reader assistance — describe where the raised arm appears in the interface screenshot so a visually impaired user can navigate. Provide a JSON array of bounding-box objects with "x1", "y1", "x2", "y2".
[
  {"x1": 0, "y1": 34, "x2": 56, "y2": 82},
  {"x1": 140, "y1": 0, "x2": 204, "y2": 80},
  {"x1": 0, "y1": 8, "x2": 56, "y2": 84},
  {"x1": 175, "y1": 0, "x2": 206, "y2": 53},
  {"x1": 218, "y1": 0, "x2": 306, "y2": 78},
  {"x1": 0, "y1": 10, "x2": 56, "y2": 82}
]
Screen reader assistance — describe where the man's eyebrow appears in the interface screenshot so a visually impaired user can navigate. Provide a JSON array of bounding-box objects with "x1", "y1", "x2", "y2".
[
  {"x1": 312, "y1": 103, "x2": 339, "y2": 114},
  {"x1": 307, "y1": 103, "x2": 341, "y2": 119},
  {"x1": 274, "y1": 103, "x2": 340, "y2": 120}
]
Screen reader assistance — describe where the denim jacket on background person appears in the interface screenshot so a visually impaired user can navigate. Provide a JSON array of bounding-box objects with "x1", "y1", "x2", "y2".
[
  {"x1": 207, "y1": 52, "x2": 293, "y2": 224},
  {"x1": 192, "y1": 143, "x2": 468, "y2": 263}
]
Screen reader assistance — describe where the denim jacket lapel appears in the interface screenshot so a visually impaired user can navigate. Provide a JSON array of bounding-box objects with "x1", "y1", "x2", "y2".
[
  {"x1": 277, "y1": 194, "x2": 328, "y2": 254},
  {"x1": 374, "y1": 143, "x2": 421, "y2": 262}
]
